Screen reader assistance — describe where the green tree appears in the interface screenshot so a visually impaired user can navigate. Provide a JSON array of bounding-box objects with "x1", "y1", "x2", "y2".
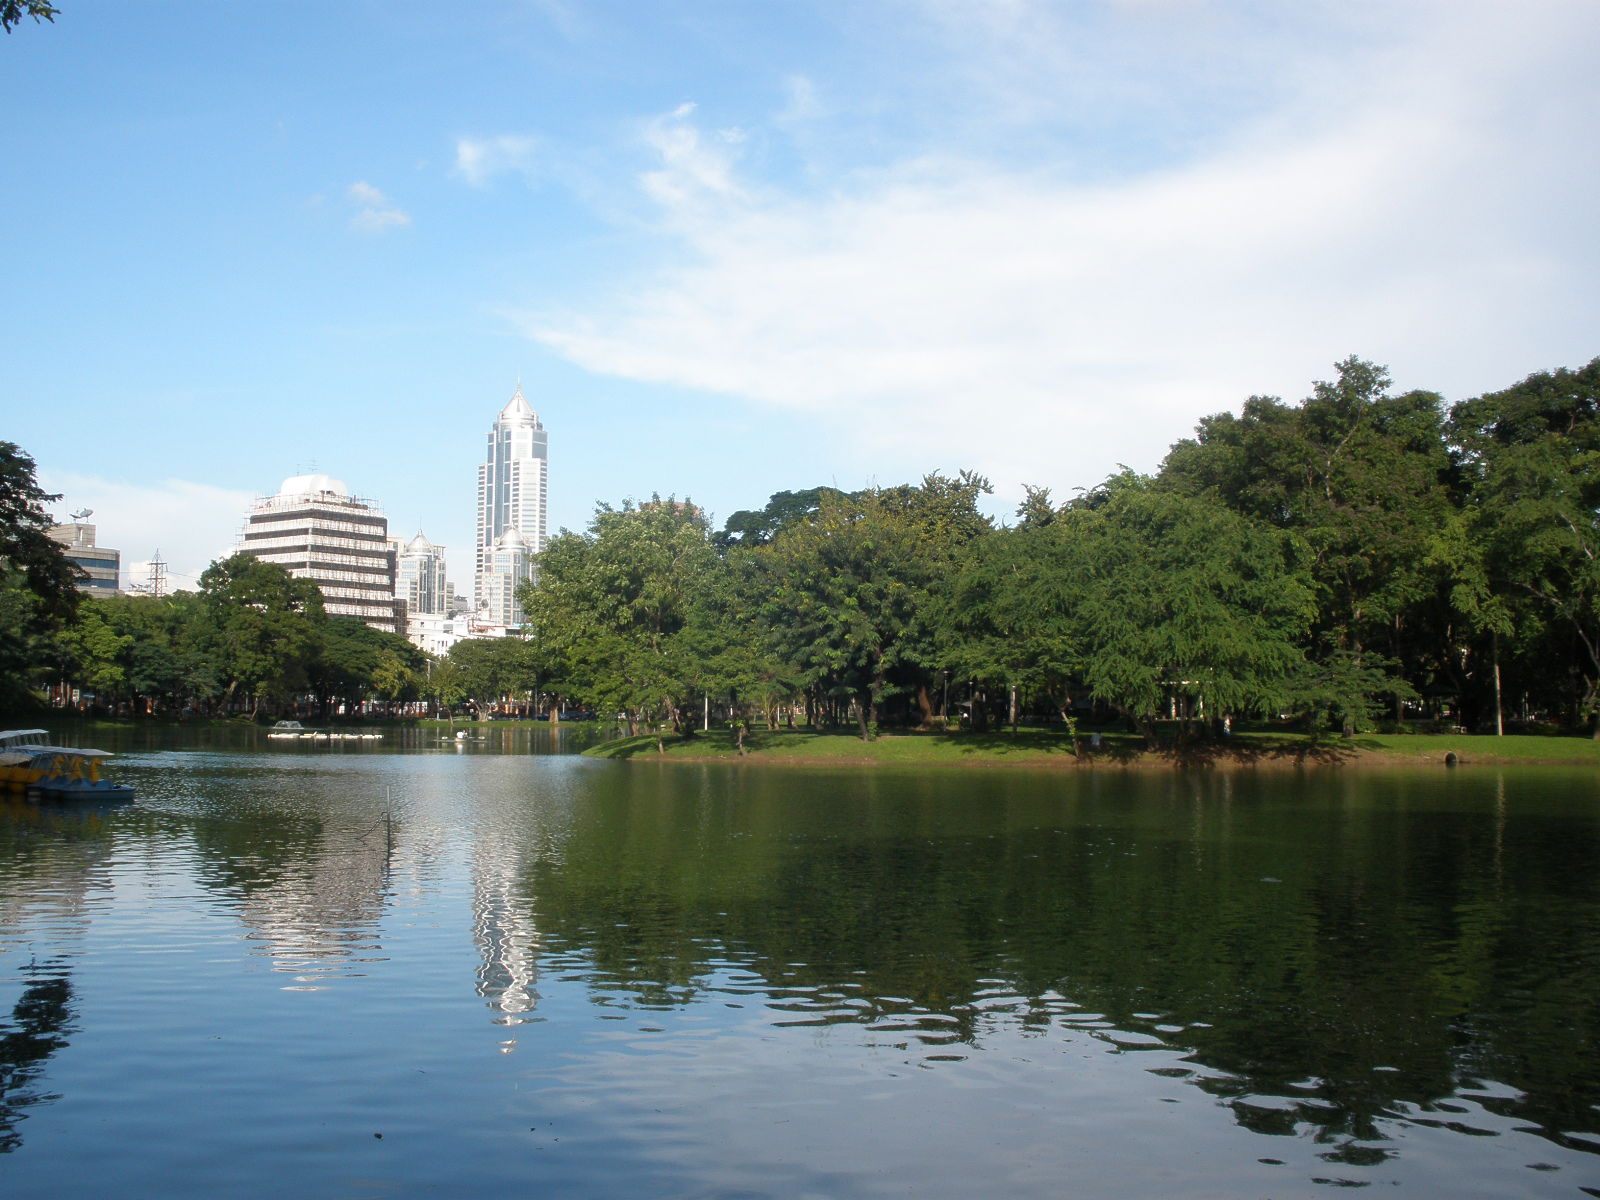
[
  {"x1": 0, "y1": 442, "x2": 81, "y2": 710},
  {"x1": 1014, "y1": 483, "x2": 1061, "y2": 530},
  {"x1": 1425, "y1": 509, "x2": 1515, "y2": 734},
  {"x1": 440, "y1": 635, "x2": 540, "y2": 717},
  {"x1": 758, "y1": 473, "x2": 993, "y2": 739},
  {"x1": 51, "y1": 603, "x2": 132, "y2": 704},
  {"x1": 713, "y1": 487, "x2": 845, "y2": 549},
  {"x1": 2, "y1": 2, "x2": 57, "y2": 35},
  {"x1": 685, "y1": 544, "x2": 806, "y2": 749},
  {"x1": 94, "y1": 591, "x2": 220, "y2": 714},
  {"x1": 523, "y1": 498, "x2": 719, "y2": 743},
  {"x1": 307, "y1": 618, "x2": 428, "y2": 718},
  {"x1": 1061, "y1": 473, "x2": 1318, "y2": 739},
  {"x1": 1161, "y1": 358, "x2": 1450, "y2": 729},
  {"x1": 196, "y1": 554, "x2": 325, "y2": 718},
  {"x1": 934, "y1": 515, "x2": 1081, "y2": 734},
  {"x1": 0, "y1": 442, "x2": 80, "y2": 621},
  {"x1": 1449, "y1": 357, "x2": 1600, "y2": 734}
]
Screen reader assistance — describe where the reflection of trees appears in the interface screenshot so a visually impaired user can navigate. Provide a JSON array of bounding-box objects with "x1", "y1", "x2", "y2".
[
  {"x1": 0, "y1": 961, "x2": 76, "y2": 1152},
  {"x1": 0, "y1": 802, "x2": 104, "y2": 1154},
  {"x1": 523, "y1": 769, "x2": 1600, "y2": 1151}
]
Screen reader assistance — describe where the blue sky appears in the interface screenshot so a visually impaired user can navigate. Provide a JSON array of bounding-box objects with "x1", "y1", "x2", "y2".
[{"x1": 4, "y1": 0, "x2": 1596, "y2": 595}]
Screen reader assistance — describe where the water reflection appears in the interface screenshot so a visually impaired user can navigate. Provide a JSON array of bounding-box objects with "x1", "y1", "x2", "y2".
[
  {"x1": 520, "y1": 765, "x2": 1600, "y2": 1170},
  {"x1": 473, "y1": 833, "x2": 542, "y2": 1031},
  {"x1": 0, "y1": 744, "x2": 1597, "y2": 1196},
  {"x1": 0, "y1": 960, "x2": 75, "y2": 1152},
  {"x1": 169, "y1": 769, "x2": 398, "y2": 987}
]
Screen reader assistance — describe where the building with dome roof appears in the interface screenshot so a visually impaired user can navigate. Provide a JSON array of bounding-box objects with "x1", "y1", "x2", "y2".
[
  {"x1": 477, "y1": 525, "x2": 535, "y2": 628},
  {"x1": 474, "y1": 383, "x2": 547, "y2": 622},
  {"x1": 238, "y1": 473, "x2": 402, "y2": 633},
  {"x1": 395, "y1": 530, "x2": 452, "y2": 617}
]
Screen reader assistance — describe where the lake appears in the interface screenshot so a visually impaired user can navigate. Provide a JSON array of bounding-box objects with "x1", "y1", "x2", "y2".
[{"x1": 1, "y1": 725, "x2": 1597, "y2": 1198}]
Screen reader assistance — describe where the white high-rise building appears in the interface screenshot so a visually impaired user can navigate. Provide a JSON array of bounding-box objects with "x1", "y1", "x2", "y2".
[
  {"x1": 478, "y1": 528, "x2": 535, "y2": 628},
  {"x1": 474, "y1": 383, "x2": 547, "y2": 615},
  {"x1": 395, "y1": 531, "x2": 450, "y2": 616},
  {"x1": 239, "y1": 473, "x2": 402, "y2": 634}
]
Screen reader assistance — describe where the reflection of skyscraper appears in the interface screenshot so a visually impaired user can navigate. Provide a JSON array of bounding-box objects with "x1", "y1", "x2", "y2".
[
  {"x1": 474, "y1": 384, "x2": 547, "y2": 616},
  {"x1": 472, "y1": 837, "x2": 541, "y2": 1036}
]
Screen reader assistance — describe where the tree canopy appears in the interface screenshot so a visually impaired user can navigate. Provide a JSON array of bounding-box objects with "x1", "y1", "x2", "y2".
[
  {"x1": 0, "y1": 443, "x2": 81, "y2": 708},
  {"x1": 1, "y1": 1, "x2": 57, "y2": 35}
]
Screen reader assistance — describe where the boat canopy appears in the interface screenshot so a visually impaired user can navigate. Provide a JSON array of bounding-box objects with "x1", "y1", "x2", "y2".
[{"x1": 25, "y1": 747, "x2": 115, "y2": 765}]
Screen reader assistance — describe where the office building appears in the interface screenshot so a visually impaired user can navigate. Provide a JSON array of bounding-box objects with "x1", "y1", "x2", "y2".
[
  {"x1": 477, "y1": 527, "x2": 535, "y2": 629},
  {"x1": 395, "y1": 531, "x2": 451, "y2": 617},
  {"x1": 239, "y1": 473, "x2": 401, "y2": 634},
  {"x1": 48, "y1": 522, "x2": 120, "y2": 594},
  {"x1": 475, "y1": 383, "x2": 547, "y2": 611}
]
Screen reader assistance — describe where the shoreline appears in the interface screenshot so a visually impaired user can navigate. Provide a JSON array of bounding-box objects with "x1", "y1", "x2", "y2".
[{"x1": 583, "y1": 729, "x2": 1600, "y2": 771}]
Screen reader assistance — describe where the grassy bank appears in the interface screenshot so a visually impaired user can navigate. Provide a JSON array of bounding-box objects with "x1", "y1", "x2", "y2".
[{"x1": 584, "y1": 727, "x2": 1600, "y2": 769}]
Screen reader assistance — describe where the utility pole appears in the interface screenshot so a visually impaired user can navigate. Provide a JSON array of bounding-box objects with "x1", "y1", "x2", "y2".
[{"x1": 148, "y1": 550, "x2": 168, "y2": 598}]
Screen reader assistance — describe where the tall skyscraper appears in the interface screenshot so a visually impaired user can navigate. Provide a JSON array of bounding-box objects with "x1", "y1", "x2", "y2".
[
  {"x1": 239, "y1": 473, "x2": 402, "y2": 633},
  {"x1": 474, "y1": 383, "x2": 547, "y2": 622}
]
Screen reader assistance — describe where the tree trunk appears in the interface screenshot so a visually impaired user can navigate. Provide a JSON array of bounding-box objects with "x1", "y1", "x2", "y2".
[
  {"x1": 916, "y1": 685, "x2": 934, "y2": 729},
  {"x1": 1492, "y1": 631, "x2": 1504, "y2": 737},
  {"x1": 855, "y1": 695, "x2": 871, "y2": 742},
  {"x1": 1058, "y1": 705, "x2": 1080, "y2": 755}
]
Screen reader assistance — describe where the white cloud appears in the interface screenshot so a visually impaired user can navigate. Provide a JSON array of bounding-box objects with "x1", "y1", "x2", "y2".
[
  {"x1": 530, "y1": 1, "x2": 1600, "y2": 500},
  {"x1": 638, "y1": 103, "x2": 748, "y2": 214},
  {"x1": 777, "y1": 75, "x2": 823, "y2": 125},
  {"x1": 347, "y1": 181, "x2": 411, "y2": 232},
  {"x1": 36, "y1": 472, "x2": 257, "y2": 592},
  {"x1": 455, "y1": 134, "x2": 541, "y2": 187}
]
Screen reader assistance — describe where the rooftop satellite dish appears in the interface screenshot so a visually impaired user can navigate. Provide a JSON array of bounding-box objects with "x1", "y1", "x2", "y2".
[{"x1": 70, "y1": 508, "x2": 93, "y2": 521}]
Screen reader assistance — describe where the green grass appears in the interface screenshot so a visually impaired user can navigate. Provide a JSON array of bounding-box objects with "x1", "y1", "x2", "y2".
[
  {"x1": 1343, "y1": 732, "x2": 1600, "y2": 763},
  {"x1": 584, "y1": 726, "x2": 1600, "y2": 768}
]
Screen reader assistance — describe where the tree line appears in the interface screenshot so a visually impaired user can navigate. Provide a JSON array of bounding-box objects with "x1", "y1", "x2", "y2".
[
  {"x1": 519, "y1": 356, "x2": 1600, "y2": 742},
  {"x1": 3, "y1": 354, "x2": 1597, "y2": 736}
]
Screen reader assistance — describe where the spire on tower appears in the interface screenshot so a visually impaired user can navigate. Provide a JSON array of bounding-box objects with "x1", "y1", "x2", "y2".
[{"x1": 499, "y1": 380, "x2": 537, "y2": 423}]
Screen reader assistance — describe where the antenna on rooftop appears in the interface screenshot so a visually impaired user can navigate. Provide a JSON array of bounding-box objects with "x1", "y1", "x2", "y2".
[{"x1": 70, "y1": 508, "x2": 93, "y2": 521}]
